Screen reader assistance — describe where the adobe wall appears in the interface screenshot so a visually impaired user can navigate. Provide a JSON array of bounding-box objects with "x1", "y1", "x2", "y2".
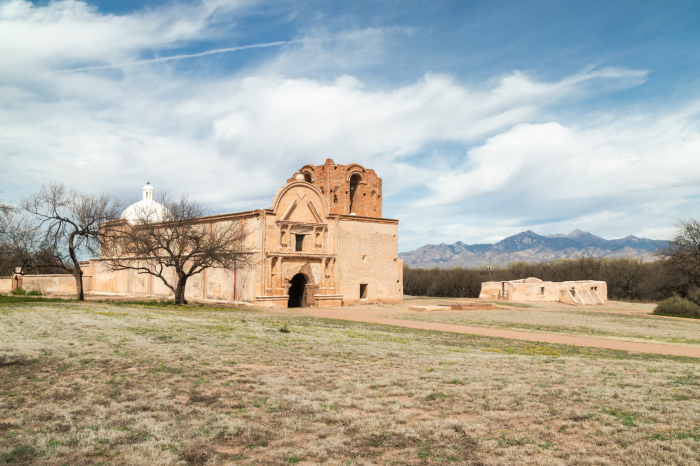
[
  {"x1": 337, "y1": 216, "x2": 402, "y2": 304},
  {"x1": 87, "y1": 257, "x2": 261, "y2": 302},
  {"x1": 479, "y1": 278, "x2": 607, "y2": 305},
  {"x1": 15, "y1": 274, "x2": 90, "y2": 295},
  {"x1": 88, "y1": 213, "x2": 264, "y2": 302},
  {"x1": 0, "y1": 277, "x2": 13, "y2": 293}
]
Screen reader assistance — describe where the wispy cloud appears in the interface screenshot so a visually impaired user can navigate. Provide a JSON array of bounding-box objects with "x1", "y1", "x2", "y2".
[{"x1": 63, "y1": 40, "x2": 305, "y2": 72}]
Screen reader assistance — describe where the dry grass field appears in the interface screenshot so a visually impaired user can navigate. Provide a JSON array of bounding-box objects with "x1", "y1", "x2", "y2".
[
  {"x1": 2, "y1": 300, "x2": 700, "y2": 465},
  {"x1": 366, "y1": 299, "x2": 700, "y2": 348}
]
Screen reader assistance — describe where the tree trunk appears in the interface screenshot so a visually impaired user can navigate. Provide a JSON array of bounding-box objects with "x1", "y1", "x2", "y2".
[
  {"x1": 74, "y1": 270, "x2": 84, "y2": 301},
  {"x1": 68, "y1": 232, "x2": 85, "y2": 301},
  {"x1": 174, "y1": 275, "x2": 188, "y2": 305}
]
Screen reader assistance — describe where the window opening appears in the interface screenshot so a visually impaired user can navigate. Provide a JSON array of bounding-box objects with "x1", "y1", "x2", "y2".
[
  {"x1": 303, "y1": 172, "x2": 312, "y2": 182},
  {"x1": 295, "y1": 234, "x2": 304, "y2": 252},
  {"x1": 540, "y1": 287, "x2": 545, "y2": 295},
  {"x1": 360, "y1": 284, "x2": 368, "y2": 300}
]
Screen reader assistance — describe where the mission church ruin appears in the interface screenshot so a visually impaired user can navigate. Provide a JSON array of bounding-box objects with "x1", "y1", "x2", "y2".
[{"x1": 82, "y1": 159, "x2": 403, "y2": 307}]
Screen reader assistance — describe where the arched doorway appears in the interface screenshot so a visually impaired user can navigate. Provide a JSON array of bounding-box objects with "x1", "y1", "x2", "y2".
[{"x1": 287, "y1": 273, "x2": 307, "y2": 308}]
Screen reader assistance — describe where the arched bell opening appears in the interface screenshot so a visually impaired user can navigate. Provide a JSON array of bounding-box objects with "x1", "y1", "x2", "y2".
[
  {"x1": 287, "y1": 273, "x2": 307, "y2": 308},
  {"x1": 349, "y1": 173, "x2": 362, "y2": 214}
]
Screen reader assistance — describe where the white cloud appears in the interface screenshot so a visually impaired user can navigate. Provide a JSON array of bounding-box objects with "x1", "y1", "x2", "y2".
[
  {"x1": 0, "y1": 0, "x2": 243, "y2": 78},
  {"x1": 0, "y1": 0, "x2": 695, "y2": 251},
  {"x1": 425, "y1": 108, "x2": 700, "y2": 208}
]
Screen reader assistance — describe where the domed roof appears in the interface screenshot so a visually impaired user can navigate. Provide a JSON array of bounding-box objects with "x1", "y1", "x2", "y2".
[{"x1": 120, "y1": 182, "x2": 169, "y2": 224}]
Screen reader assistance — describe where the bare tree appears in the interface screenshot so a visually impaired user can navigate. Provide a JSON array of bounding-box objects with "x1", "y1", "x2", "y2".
[
  {"x1": 22, "y1": 182, "x2": 125, "y2": 300},
  {"x1": 101, "y1": 192, "x2": 254, "y2": 305},
  {"x1": 0, "y1": 211, "x2": 46, "y2": 276},
  {"x1": 0, "y1": 188, "x2": 15, "y2": 235},
  {"x1": 656, "y1": 218, "x2": 700, "y2": 292}
]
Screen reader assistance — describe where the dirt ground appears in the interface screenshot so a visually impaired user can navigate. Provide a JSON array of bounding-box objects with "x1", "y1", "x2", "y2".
[{"x1": 2, "y1": 299, "x2": 700, "y2": 465}]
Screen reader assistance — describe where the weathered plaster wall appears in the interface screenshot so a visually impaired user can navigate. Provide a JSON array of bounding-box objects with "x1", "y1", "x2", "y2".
[
  {"x1": 0, "y1": 277, "x2": 12, "y2": 293},
  {"x1": 337, "y1": 217, "x2": 402, "y2": 304},
  {"x1": 87, "y1": 213, "x2": 264, "y2": 302},
  {"x1": 479, "y1": 278, "x2": 607, "y2": 305},
  {"x1": 17, "y1": 274, "x2": 89, "y2": 295}
]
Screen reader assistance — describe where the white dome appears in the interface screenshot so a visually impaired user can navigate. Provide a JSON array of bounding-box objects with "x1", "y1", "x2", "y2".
[{"x1": 120, "y1": 182, "x2": 169, "y2": 224}]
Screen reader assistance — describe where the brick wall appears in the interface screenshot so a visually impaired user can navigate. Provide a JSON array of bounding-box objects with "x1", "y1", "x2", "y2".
[{"x1": 288, "y1": 159, "x2": 383, "y2": 217}]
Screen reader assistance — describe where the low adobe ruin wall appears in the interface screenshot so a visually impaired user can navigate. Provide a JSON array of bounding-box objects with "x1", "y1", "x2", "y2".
[
  {"x1": 12, "y1": 274, "x2": 91, "y2": 295},
  {"x1": 0, "y1": 277, "x2": 11, "y2": 293},
  {"x1": 479, "y1": 277, "x2": 607, "y2": 305}
]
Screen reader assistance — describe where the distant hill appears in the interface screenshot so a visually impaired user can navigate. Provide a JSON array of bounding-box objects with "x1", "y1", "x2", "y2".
[{"x1": 399, "y1": 229, "x2": 666, "y2": 269}]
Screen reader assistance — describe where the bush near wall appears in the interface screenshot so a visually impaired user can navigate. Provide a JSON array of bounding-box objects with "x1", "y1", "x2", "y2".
[{"x1": 653, "y1": 296, "x2": 700, "y2": 318}]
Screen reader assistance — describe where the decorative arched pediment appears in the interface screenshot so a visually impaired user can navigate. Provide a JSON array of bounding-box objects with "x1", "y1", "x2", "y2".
[{"x1": 269, "y1": 181, "x2": 329, "y2": 223}]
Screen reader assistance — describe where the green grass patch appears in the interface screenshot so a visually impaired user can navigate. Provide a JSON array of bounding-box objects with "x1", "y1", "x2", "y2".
[
  {"x1": 602, "y1": 407, "x2": 636, "y2": 427},
  {"x1": 0, "y1": 295, "x2": 76, "y2": 304},
  {"x1": 1, "y1": 445, "x2": 38, "y2": 463},
  {"x1": 286, "y1": 454, "x2": 305, "y2": 464},
  {"x1": 95, "y1": 299, "x2": 177, "y2": 306}
]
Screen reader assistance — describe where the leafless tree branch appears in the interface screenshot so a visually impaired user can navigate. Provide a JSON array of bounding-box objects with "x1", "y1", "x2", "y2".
[
  {"x1": 656, "y1": 218, "x2": 700, "y2": 291},
  {"x1": 101, "y1": 191, "x2": 255, "y2": 304},
  {"x1": 20, "y1": 182, "x2": 125, "y2": 300}
]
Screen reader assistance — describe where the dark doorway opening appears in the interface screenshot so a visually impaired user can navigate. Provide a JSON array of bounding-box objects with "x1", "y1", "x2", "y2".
[
  {"x1": 359, "y1": 283, "x2": 368, "y2": 300},
  {"x1": 288, "y1": 274, "x2": 307, "y2": 308},
  {"x1": 295, "y1": 234, "x2": 304, "y2": 252}
]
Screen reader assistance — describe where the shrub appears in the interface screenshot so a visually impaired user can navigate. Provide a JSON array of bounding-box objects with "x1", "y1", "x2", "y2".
[
  {"x1": 27, "y1": 290, "x2": 42, "y2": 296},
  {"x1": 1, "y1": 445, "x2": 38, "y2": 463},
  {"x1": 12, "y1": 287, "x2": 26, "y2": 296},
  {"x1": 653, "y1": 296, "x2": 700, "y2": 318},
  {"x1": 279, "y1": 323, "x2": 291, "y2": 333}
]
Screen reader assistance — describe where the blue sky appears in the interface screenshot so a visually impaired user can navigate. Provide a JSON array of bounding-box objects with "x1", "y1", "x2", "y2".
[{"x1": 2, "y1": 0, "x2": 700, "y2": 251}]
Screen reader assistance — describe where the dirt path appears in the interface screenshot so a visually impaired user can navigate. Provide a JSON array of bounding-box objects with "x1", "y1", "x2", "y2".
[{"x1": 307, "y1": 308, "x2": 700, "y2": 358}]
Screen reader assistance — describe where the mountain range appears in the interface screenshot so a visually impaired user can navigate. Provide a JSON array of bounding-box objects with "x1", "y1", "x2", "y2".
[{"x1": 399, "y1": 229, "x2": 666, "y2": 269}]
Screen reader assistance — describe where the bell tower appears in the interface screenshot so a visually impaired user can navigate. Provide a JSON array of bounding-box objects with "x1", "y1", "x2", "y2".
[{"x1": 287, "y1": 159, "x2": 383, "y2": 217}]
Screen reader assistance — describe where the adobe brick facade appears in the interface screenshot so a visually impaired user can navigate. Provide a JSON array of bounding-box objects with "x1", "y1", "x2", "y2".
[
  {"x1": 287, "y1": 159, "x2": 383, "y2": 217},
  {"x1": 78, "y1": 162, "x2": 402, "y2": 308}
]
